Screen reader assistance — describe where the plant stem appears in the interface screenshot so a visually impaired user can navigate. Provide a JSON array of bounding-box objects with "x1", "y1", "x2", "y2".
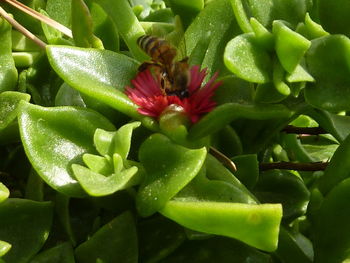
[
  {"x1": 259, "y1": 161, "x2": 328, "y2": 171},
  {"x1": 209, "y1": 147, "x2": 237, "y2": 172},
  {"x1": 282, "y1": 125, "x2": 327, "y2": 135}
]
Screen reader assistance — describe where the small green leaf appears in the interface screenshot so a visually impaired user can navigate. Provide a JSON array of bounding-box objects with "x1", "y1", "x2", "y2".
[
  {"x1": 82, "y1": 154, "x2": 112, "y2": 175},
  {"x1": 72, "y1": 159, "x2": 138, "y2": 197},
  {"x1": 224, "y1": 33, "x2": 272, "y2": 83},
  {"x1": 273, "y1": 20, "x2": 311, "y2": 73},
  {"x1": 72, "y1": 0, "x2": 103, "y2": 48},
  {"x1": 0, "y1": 18, "x2": 18, "y2": 92},
  {"x1": 250, "y1": 17, "x2": 274, "y2": 50},
  {"x1": 75, "y1": 211, "x2": 138, "y2": 263},
  {"x1": 296, "y1": 13, "x2": 328, "y2": 40},
  {"x1": 137, "y1": 133, "x2": 207, "y2": 216},
  {"x1": 94, "y1": 122, "x2": 141, "y2": 159}
]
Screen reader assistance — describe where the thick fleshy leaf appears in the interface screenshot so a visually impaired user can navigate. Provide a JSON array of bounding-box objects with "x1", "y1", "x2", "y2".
[
  {"x1": 224, "y1": 33, "x2": 272, "y2": 83},
  {"x1": 0, "y1": 199, "x2": 53, "y2": 263},
  {"x1": 0, "y1": 91, "x2": 30, "y2": 130},
  {"x1": 275, "y1": 227, "x2": 313, "y2": 263},
  {"x1": 72, "y1": 156, "x2": 138, "y2": 196},
  {"x1": 177, "y1": 166, "x2": 257, "y2": 204},
  {"x1": 46, "y1": 45, "x2": 157, "y2": 127},
  {"x1": 160, "y1": 200, "x2": 282, "y2": 252},
  {"x1": 305, "y1": 35, "x2": 350, "y2": 111},
  {"x1": 317, "y1": 133, "x2": 350, "y2": 195},
  {"x1": 296, "y1": 13, "x2": 329, "y2": 40},
  {"x1": 308, "y1": 109, "x2": 350, "y2": 142},
  {"x1": 138, "y1": 216, "x2": 186, "y2": 262},
  {"x1": 273, "y1": 20, "x2": 311, "y2": 73},
  {"x1": 229, "y1": 0, "x2": 310, "y2": 31},
  {"x1": 0, "y1": 18, "x2": 18, "y2": 92},
  {"x1": 161, "y1": 237, "x2": 272, "y2": 262},
  {"x1": 189, "y1": 103, "x2": 292, "y2": 139},
  {"x1": 185, "y1": 0, "x2": 242, "y2": 76},
  {"x1": 46, "y1": 0, "x2": 71, "y2": 27},
  {"x1": 18, "y1": 102, "x2": 115, "y2": 197},
  {"x1": 318, "y1": 0, "x2": 350, "y2": 37},
  {"x1": 94, "y1": 0, "x2": 148, "y2": 61},
  {"x1": 254, "y1": 170, "x2": 310, "y2": 220},
  {"x1": 29, "y1": 242, "x2": 75, "y2": 263},
  {"x1": 168, "y1": 0, "x2": 203, "y2": 28},
  {"x1": 71, "y1": 0, "x2": 103, "y2": 48},
  {"x1": 94, "y1": 122, "x2": 141, "y2": 159},
  {"x1": 0, "y1": 183, "x2": 9, "y2": 203},
  {"x1": 314, "y1": 178, "x2": 350, "y2": 262},
  {"x1": 75, "y1": 211, "x2": 138, "y2": 263},
  {"x1": 137, "y1": 133, "x2": 207, "y2": 216},
  {"x1": 232, "y1": 154, "x2": 259, "y2": 189}
]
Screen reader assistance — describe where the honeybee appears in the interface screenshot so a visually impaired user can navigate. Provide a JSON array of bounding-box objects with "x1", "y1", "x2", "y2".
[{"x1": 137, "y1": 35, "x2": 190, "y2": 98}]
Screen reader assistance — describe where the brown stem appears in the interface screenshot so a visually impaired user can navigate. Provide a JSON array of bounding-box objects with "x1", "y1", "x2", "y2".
[
  {"x1": 2, "y1": 0, "x2": 72, "y2": 37},
  {"x1": 282, "y1": 125, "x2": 327, "y2": 135},
  {"x1": 259, "y1": 161, "x2": 328, "y2": 171},
  {"x1": 209, "y1": 147, "x2": 237, "y2": 173},
  {"x1": 0, "y1": 6, "x2": 47, "y2": 48}
]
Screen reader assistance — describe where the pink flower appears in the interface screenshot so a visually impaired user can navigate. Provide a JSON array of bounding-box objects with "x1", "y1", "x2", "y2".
[{"x1": 125, "y1": 65, "x2": 221, "y2": 123}]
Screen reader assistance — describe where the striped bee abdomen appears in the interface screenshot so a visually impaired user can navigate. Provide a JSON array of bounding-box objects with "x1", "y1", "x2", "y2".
[{"x1": 137, "y1": 35, "x2": 176, "y2": 65}]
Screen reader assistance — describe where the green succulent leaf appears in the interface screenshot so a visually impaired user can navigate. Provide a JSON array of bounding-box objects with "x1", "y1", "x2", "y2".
[
  {"x1": 29, "y1": 242, "x2": 75, "y2": 263},
  {"x1": 0, "y1": 91, "x2": 30, "y2": 131},
  {"x1": 137, "y1": 133, "x2": 207, "y2": 216},
  {"x1": 46, "y1": 45, "x2": 155, "y2": 125},
  {"x1": 72, "y1": 157, "x2": 138, "y2": 196},
  {"x1": 0, "y1": 199, "x2": 53, "y2": 263},
  {"x1": 314, "y1": 178, "x2": 350, "y2": 262},
  {"x1": 254, "y1": 170, "x2": 310, "y2": 220},
  {"x1": 18, "y1": 101, "x2": 115, "y2": 197},
  {"x1": 224, "y1": 33, "x2": 272, "y2": 83},
  {"x1": 305, "y1": 35, "x2": 350, "y2": 111},
  {"x1": 94, "y1": 122, "x2": 141, "y2": 159},
  {"x1": 189, "y1": 103, "x2": 292, "y2": 139},
  {"x1": 160, "y1": 201, "x2": 282, "y2": 252},
  {"x1": 75, "y1": 211, "x2": 138, "y2": 263},
  {"x1": 273, "y1": 20, "x2": 311, "y2": 74}
]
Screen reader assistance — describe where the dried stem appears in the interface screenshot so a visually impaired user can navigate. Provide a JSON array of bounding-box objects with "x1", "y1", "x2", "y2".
[
  {"x1": 0, "y1": 6, "x2": 47, "y2": 49},
  {"x1": 2, "y1": 0, "x2": 72, "y2": 38},
  {"x1": 259, "y1": 161, "x2": 328, "y2": 171},
  {"x1": 282, "y1": 125, "x2": 327, "y2": 135},
  {"x1": 209, "y1": 147, "x2": 237, "y2": 172}
]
